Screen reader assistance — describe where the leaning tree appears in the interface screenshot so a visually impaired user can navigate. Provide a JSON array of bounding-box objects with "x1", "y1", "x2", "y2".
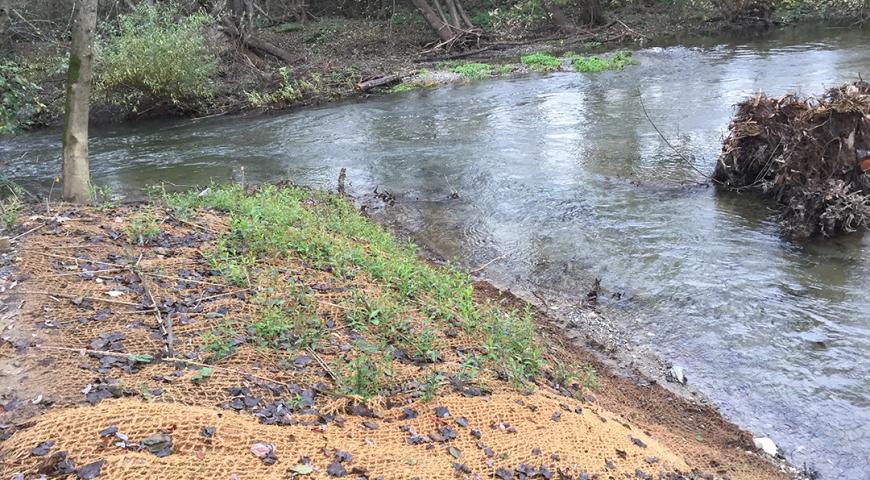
[{"x1": 410, "y1": 0, "x2": 479, "y2": 49}]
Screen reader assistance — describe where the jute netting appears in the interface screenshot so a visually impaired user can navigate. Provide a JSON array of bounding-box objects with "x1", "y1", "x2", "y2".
[{"x1": 1, "y1": 206, "x2": 699, "y2": 479}]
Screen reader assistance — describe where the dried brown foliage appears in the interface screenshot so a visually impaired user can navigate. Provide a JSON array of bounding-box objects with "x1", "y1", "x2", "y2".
[{"x1": 714, "y1": 81, "x2": 870, "y2": 238}]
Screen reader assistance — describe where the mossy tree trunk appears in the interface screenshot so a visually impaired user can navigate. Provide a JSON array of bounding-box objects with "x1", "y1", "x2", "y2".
[{"x1": 61, "y1": 0, "x2": 98, "y2": 203}]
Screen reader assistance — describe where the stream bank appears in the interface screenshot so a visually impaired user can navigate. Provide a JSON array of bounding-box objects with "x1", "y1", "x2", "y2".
[
  {"x1": 4, "y1": 1, "x2": 867, "y2": 131},
  {"x1": 0, "y1": 186, "x2": 794, "y2": 479}
]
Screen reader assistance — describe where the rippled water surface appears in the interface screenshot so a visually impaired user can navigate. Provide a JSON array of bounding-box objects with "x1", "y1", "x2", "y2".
[{"x1": 3, "y1": 24, "x2": 869, "y2": 479}]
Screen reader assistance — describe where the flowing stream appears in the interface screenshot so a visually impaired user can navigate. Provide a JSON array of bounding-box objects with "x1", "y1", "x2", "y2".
[{"x1": 2, "y1": 23, "x2": 869, "y2": 479}]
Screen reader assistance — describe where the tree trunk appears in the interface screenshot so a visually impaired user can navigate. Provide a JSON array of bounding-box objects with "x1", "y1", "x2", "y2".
[
  {"x1": 220, "y1": 17, "x2": 295, "y2": 64},
  {"x1": 579, "y1": 0, "x2": 603, "y2": 26},
  {"x1": 62, "y1": 0, "x2": 98, "y2": 204},
  {"x1": 410, "y1": 0, "x2": 454, "y2": 43},
  {"x1": 0, "y1": 0, "x2": 11, "y2": 49},
  {"x1": 445, "y1": 0, "x2": 462, "y2": 30},
  {"x1": 542, "y1": 0, "x2": 577, "y2": 34}
]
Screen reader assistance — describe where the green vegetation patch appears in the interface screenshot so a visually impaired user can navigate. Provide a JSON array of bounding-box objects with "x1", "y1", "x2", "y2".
[
  {"x1": 451, "y1": 63, "x2": 493, "y2": 81},
  {"x1": 388, "y1": 82, "x2": 420, "y2": 93},
  {"x1": 0, "y1": 60, "x2": 43, "y2": 134},
  {"x1": 245, "y1": 66, "x2": 316, "y2": 107},
  {"x1": 0, "y1": 185, "x2": 24, "y2": 231},
  {"x1": 157, "y1": 184, "x2": 548, "y2": 399},
  {"x1": 521, "y1": 52, "x2": 562, "y2": 72},
  {"x1": 573, "y1": 50, "x2": 638, "y2": 73}
]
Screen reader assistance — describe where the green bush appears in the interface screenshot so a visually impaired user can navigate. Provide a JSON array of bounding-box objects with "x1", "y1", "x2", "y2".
[
  {"x1": 521, "y1": 52, "x2": 562, "y2": 72},
  {"x1": 245, "y1": 67, "x2": 315, "y2": 107},
  {"x1": 96, "y1": 2, "x2": 216, "y2": 112},
  {"x1": 0, "y1": 61, "x2": 42, "y2": 134}
]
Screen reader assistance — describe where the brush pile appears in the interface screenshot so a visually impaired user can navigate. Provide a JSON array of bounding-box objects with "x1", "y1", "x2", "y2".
[{"x1": 714, "y1": 81, "x2": 870, "y2": 238}]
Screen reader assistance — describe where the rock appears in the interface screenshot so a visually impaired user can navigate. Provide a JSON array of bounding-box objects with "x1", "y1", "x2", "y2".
[
  {"x1": 753, "y1": 437, "x2": 777, "y2": 456},
  {"x1": 0, "y1": 237, "x2": 11, "y2": 252},
  {"x1": 666, "y1": 366, "x2": 687, "y2": 385}
]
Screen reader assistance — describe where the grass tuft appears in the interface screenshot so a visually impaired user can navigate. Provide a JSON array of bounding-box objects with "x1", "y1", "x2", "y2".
[{"x1": 162, "y1": 184, "x2": 547, "y2": 399}]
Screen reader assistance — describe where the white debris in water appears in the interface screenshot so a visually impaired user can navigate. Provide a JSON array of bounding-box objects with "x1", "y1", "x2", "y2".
[
  {"x1": 667, "y1": 365, "x2": 687, "y2": 385},
  {"x1": 753, "y1": 437, "x2": 778, "y2": 456}
]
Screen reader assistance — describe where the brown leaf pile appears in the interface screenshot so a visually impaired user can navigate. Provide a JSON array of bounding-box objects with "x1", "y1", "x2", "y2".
[{"x1": 714, "y1": 81, "x2": 870, "y2": 238}]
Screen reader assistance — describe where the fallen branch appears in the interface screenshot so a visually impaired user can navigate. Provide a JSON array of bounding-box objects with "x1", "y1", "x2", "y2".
[
  {"x1": 132, "y1": 265, "x2": 174, "y2": 357},
  {"x1": 219, "y1": 17, "x2": 295, "y2": 64},
  {"x1": 355, "y1": 73, "x2": 405, "y2": 92},
  {"x1": 307, "y1": 348, "x2": 337, "y2": 381}
]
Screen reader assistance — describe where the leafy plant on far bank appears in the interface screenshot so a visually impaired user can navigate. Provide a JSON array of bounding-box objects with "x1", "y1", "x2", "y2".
[
  {"x1": 96, "y1": 1, "x2": 216, "y2": 113},
  {"x1": 0, "y1": 186, "x2": 24, "y2": 230},
  {"x1": 521, "y1": 52, "x2": 562, "y2": 72},
  {"x1": 245, "y1": 67, "x2": 316, "y2": 107},
  {"x1": 0, "y1": 60, "x2": 44, "y2": 134},
  {"x1": 451, "y1": 63, "x2": 493, "y2": 80}
]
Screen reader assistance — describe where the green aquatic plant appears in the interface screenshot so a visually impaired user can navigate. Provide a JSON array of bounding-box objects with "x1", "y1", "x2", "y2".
[
  {"x1": 388, "y1": 82, "x2": 419, "y2": 93},
  {"x1": 451, "y1": 63, "x2": 493, "y2": 80},
  {"x1": 521, "y1": 52, "x2": 562, "y2": 72},
  {"x1": 573, "y1": 50, "x2": 638, "y2": 73}
]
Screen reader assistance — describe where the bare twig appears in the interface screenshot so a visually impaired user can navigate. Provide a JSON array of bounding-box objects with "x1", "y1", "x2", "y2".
[
  {"x1": 7, "y1": 290, "x2": 147, "y2": 308},
  {"x1": 637, "y1": 88, "x2": 721, "y2": 184},
  {"x1": 307, "y1": 348, "x2": 338, "y2": 381},
  {"x1": 11, "y1": 223, "x2": 46, "y2": 241},
  {"x1": 471, "y1": 255, "x2": 505, "y2": 273}
]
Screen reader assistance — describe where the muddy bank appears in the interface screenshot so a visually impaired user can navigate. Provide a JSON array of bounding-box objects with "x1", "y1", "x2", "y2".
[
  {"x1": 0, "y1": 185, "x2": 798, "y2": 479},
  {"x1": 356, "y1": 190, "x2": 807, "y2": 480}
]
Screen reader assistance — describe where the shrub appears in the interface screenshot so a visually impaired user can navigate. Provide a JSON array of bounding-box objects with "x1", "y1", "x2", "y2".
[
  {"x1": 0, "y1": 61, "x2": 43, "y2": 134},
  {"x1": 0, "y1": 186, "x2": 24, "y2": 230},
  {"x1": 96, "y1": 2, "x2": 216, "y2": 112},
  {"x1": 521, "y1": 52, "x2": 562, "y2": 72},
  {"x1": 245, "y1": 67, "x2": 315, "y2": 107}
]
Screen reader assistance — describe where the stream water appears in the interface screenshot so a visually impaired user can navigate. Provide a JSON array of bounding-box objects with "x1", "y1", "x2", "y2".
[{"x1": 2, "y1": 23, "x2": 869, "y2": 479}]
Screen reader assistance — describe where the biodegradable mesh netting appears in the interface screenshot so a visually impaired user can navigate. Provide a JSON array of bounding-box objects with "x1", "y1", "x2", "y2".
[
  {"x1": 1, "y1": 206, "x2": 715, "y2": 478},
  {"x1": 2, "y1": 392, "x2": 688, "y2": 479},
  {"x1": 5, "y1": 209, "x2": 506, "y2": 411}
]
